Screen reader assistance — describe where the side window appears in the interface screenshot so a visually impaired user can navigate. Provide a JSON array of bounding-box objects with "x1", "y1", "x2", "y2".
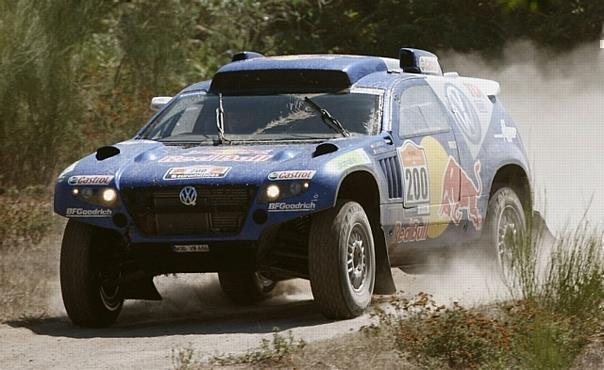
[{"x1": 399, "y1": 84, "x2": 450, "y2": 138}]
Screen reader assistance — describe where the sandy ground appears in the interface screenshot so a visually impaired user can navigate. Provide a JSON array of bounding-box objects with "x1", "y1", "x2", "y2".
[{"x1": 0, "y1": 235, "x2": 531, "y2": 370}]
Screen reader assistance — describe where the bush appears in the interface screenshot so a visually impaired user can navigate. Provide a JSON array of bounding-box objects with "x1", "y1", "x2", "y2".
[
  {"x1": 211, "y1": 329, "x2": 306, "y2": 366},
  {"x1": 541, "y1": 224, "x2": 604, "y2": 319},
  {"x1": 367, "y1": 294, "x2": 510, "y2": 369},
  {"x1": 504, "y1": 214, "x2": 604, "y2": 320},
  {"x1": 0, "y1": 188, "x2": 54, "y2": 248}
]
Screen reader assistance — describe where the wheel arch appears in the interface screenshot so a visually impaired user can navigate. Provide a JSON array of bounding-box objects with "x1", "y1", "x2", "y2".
[
  {"x1": 489, "y1": 163, "x2": 532, "y2": 215},
  {"x1": 335, "y1": 170, "x2": 396, "y2": 294}
]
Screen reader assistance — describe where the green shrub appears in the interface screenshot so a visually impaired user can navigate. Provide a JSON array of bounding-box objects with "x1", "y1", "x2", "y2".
[
  {"x1": 504, "y1": 213, "x2": 604, "y2": 320},
  {"x1": 503, "y1": 301, "x2": 590, "y2": 370},
  {"x1": 541, "y1": 224, "x2": 604, "y2": 319}
]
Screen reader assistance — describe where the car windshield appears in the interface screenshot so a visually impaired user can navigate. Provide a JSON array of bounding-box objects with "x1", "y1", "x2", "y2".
[{"x1": 141, "y1": 91, "x2": 382, "y2": 142}]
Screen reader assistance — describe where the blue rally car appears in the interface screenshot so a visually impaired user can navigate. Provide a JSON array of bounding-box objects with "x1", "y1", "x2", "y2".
[{"x1": 55, "y1": 48, "x2": 531, "y2": 327}]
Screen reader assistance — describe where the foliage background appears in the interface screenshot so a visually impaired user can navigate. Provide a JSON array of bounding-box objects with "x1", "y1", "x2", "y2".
[{"x1": 0, "y1": 0, "x2": 602, "y2": 189}]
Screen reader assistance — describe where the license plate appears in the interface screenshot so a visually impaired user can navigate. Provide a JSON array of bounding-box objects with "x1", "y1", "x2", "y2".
[{"x1": 172, "y1": 244, "x2": 209, "y2": 253}]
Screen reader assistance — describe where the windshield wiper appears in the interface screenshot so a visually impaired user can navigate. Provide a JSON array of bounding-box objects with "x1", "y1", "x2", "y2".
[
  {"x1": 304, "y1": 97, "x2": 350, "y2": 138},
  {"x1": 215, "y1": 93, "x2": 230, "y2": 144}
]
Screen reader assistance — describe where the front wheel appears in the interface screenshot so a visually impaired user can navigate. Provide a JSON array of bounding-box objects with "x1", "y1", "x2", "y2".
[
  {"x1": 60, "y1": 220, "x2": 123, "y2": 328},
  {"x1": 308, "y1": 200, "x2": 376, "y2": 319}
]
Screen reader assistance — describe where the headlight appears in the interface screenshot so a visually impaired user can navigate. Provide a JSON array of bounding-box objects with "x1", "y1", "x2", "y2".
[
  {"x1": 259, "y1": 181, "x2": 310, "y2": 202},
  {"x1": 266, "y1": 185, "x2": 280, "y2": 200},
  {"x1": 71, "y1": 187, "x2": 119, "y2": 207},
  {"x1": 101, "y1": 188, "x2": 117, "y2": 203}
]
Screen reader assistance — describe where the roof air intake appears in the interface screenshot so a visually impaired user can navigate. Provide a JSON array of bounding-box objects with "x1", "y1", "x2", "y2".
[{"x1": 399, "y1": 48, "x2": 442, "y2": 76}]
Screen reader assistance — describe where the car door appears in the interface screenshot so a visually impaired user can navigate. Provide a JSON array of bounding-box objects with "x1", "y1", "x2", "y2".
[{"x1": 391, "y1": 79, "x2": 462, "y2": 245}]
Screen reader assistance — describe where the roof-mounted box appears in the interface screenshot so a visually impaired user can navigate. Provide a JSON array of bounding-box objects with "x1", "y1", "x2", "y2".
[{"x1": 399, "y1": 48, "x2": 442, "y2": 76}]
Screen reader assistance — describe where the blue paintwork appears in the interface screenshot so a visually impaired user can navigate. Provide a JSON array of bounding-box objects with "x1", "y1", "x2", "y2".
[
  {"x1": 214, "y1": 55, "x2": 388, "y2": 85},
  {"x1": 54, "y1": 52, "x2": 530, "y2": 266}
]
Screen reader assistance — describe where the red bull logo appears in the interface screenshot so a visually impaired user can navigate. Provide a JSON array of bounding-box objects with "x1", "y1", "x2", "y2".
[
  {"x1": 439, "y1": 157, "x2": 483, "y2": 230},
  {"x1": 394, "y1": 220, "x2": 428, "y2": 243}
]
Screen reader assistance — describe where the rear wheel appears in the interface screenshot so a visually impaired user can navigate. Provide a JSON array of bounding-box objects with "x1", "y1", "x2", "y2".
[
  {"x1": 482, "y1": 187, "x2": 526, "y2": 280},
  {"x1": 308, "y1": 200, "x2": 375, "y2": 319},
  {"x1": 218, "y1": 271, "x2": 276, "y2": 305},
  {"x1": 60, "y1": 220, "x2": 124, "y2": 328}
]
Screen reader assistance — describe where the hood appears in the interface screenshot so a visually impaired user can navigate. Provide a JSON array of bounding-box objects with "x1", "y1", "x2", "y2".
[{"x1": 61, "y1": 137, "x2": 378, "y2": 190}]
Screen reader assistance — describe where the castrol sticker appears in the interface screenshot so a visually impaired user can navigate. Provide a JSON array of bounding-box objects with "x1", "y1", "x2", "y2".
[
  {"x1": 67, "y1": 175, "x2": 113, "y2": 186},
  {"x1": 267, "y1": 170, "x2": 316, "y2": 181}
]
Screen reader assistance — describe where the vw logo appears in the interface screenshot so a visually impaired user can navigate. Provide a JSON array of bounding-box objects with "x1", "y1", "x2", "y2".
[
  {"x1": 445, "y1": 83, "x2": 481, "y2": 144},
  {"x1": 179, "y1": 186, "x2": 197, "y2": 206}
]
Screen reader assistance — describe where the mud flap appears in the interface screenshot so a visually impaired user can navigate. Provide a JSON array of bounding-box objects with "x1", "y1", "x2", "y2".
[
  {"x1": 373, "y1": 227, "x2": 396, "y2": 295},
  {"x1": 120, "y1": 276, "x2": 162, "y2": 300},
  {"x1": 531, "y1": 210, "x2": 554, "y2": 244}
]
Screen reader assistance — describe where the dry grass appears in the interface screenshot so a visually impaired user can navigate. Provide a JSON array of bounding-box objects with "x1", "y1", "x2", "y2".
[
  {"x1": 0, "y1": 242, "x2": 58, "y2": 322},
  {"x1": 173, "y1": 329, "x2": 418, "y2": 370},
  {"x1": 0, "y1": 190, "x2": 61, "y2": 323}
]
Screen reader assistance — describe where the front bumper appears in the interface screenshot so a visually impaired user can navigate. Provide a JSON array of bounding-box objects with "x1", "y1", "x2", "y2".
[{"x1": 55, "y1": 180, "x2": 332, "y2": 244}]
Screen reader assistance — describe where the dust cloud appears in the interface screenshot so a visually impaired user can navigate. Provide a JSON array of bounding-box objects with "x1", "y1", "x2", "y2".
[
  {"x1": 403, "y1": 41, "x2": 604, "y2": 306},
  {"x1": 441, "y1": 41, "x2": 604, "y2": 233}
]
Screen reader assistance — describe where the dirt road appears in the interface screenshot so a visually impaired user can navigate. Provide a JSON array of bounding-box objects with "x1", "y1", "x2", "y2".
[
  {"x1": 0, "y1": 258, "x2": 518, "y2": 370},
  {"x1": 0, "y1": 217, "x2": 555, "y2": 370}
]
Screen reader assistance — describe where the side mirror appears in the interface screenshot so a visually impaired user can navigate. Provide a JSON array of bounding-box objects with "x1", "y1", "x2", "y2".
[{"x1": 150, "y1": 96, "x2": 172, "y2": 111}]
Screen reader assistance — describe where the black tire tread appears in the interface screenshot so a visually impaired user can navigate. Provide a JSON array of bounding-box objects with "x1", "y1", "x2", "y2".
[
  {"x1": 308, "y1": 200, "x2": 373, "y2": 319},
  {"x1": 60, "y1": 220, "x2": 122, "y2": 327},
  {"x1": 482, "y1": 186, "x2": 526, "y2": 270}
]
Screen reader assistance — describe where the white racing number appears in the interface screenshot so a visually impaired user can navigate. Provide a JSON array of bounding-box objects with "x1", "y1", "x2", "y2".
[{"x1": 399, "y1": 141, "x2": 430, "y2": 206}]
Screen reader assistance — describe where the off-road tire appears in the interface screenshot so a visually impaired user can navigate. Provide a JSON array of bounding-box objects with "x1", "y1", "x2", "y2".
[
  {"x1": 482, "y1": 187, "x2": 526, "y2": 276},
  {"x1": 218, "y1": 271, "x2": 276, "y2": 305},
  {"x1": 308, "y1": 200, "x2": 376, "y2": 319},
  {"x1": 60, "y1": 220, "x2": 123, "y2": 328}
]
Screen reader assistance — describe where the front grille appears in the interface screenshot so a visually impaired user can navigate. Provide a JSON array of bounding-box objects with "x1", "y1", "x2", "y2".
[{"x1": 122, "y1": 186, "x2": 256, "y2": 235}]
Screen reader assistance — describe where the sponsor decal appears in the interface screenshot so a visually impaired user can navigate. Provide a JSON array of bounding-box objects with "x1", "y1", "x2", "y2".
[
  {"x1": 164, "y1": 166, "x2": 231, "y2": 180},
  {"x1": 445, "y1": 83, "x2": 482, "y2": 144},
  {"x1": 67, "y1": 175, "x2": 114, "y2": 186},
  {"x1": 439, "y1": 157, "x2": 483, "y2": 230},
  {"x1": 66, "y1": 208, "x2": 112, "y2": 217},
  {"x1": 172, "y1": 244, "x2": 209, "y2": 253},
  {"x1": 370, "y1": 141, "x2": 390, "y2": 155},
  {"x1": 463, "y1": 83, "x2": 489, "y2": 113},
  {"x1": 427, "y1": 79, "x2": 494, "y2": 160},
  {"x1": 493, "y1": 119, "x2": 517, "y2": 143},
  {"x1": 394, "y1": 220, "x2": 428, "y2": 243},
  {"x1": 179, "y1": 186, "x2": 197, "y2": 206},
  {"x1": 419, "y1": 56, "x2": 442, "y2": 75},
  {"x1": 399, "y1": 141, "x2": 430, "y2": 207},
  {"x1": 159, "y1": 148, "x2": 273, "y2": 163},
  {"x1": 325, "y1": 149, "x2": 371, "y2": 172},
  {"x1": 267, "y1": 170, "x2": 316, "y2": 181},
  {"x1": 268, "y1": 201, "x2": 317, "y2": 212}
]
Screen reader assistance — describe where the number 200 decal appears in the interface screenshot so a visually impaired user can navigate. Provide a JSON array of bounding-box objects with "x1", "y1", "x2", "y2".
[{"x1": 399, "y1": 141, "x2": 430, "y2": 206}]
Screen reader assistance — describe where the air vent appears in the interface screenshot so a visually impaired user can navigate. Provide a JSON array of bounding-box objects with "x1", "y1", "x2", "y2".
[{"x1": 378, "y1": 156, "x2": 402, "y2": 199}]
